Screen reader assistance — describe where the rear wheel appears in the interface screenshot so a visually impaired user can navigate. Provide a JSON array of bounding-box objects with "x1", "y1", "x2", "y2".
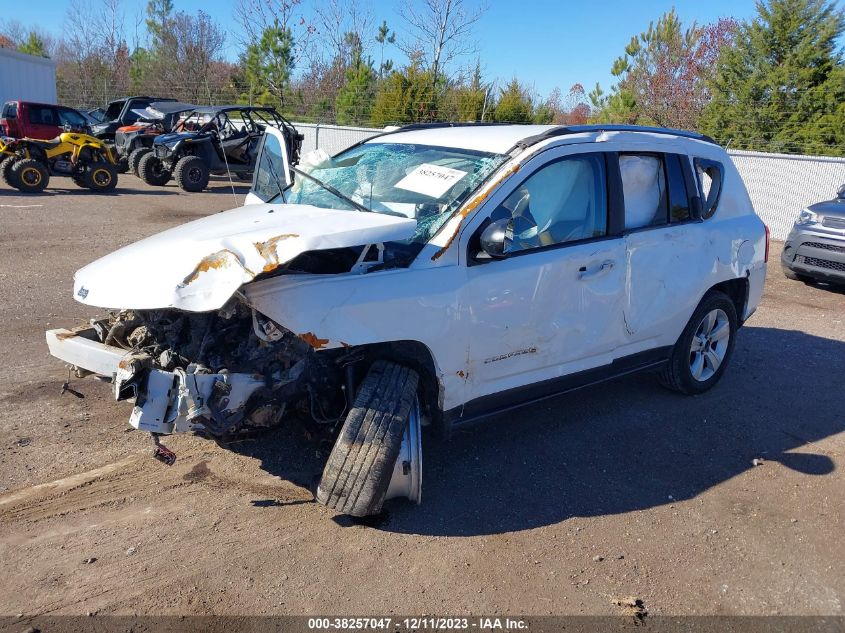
[
  {"x1": 127, "y1": 147, "x2": 151, "y2": 176},
  {"x1": 82, "y1": 161, "x2": 118, "y2": 192},
  {"x1": 138, "y1": 153, "x2": 171, "y2": 186},
  {"x1": 1, "y1": 156, "x2": 18, "y2": 188},
  {"x1": 317, "y1": 361, "x2": 421, "y2": 517},
  {"x1": 174, "y1": 155, "x2": 209, "y2": 192},
  {"x1": 10, "y1": 158, "x2": 49, "y2": 193},
  {"x1": 659, "y1": 291, "x2": 737, "y2": 395}
]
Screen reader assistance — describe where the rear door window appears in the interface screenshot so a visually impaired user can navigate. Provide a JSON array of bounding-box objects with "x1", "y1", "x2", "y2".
[
  {"x1": 2, "y1": 103, "x2": 17, "y2": 119},
  {"x1": 620, "y1": 154, "x2": 668, "y2": 229}
]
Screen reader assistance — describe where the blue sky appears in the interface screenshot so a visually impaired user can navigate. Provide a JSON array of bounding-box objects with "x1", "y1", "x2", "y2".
[{"x1": 16, "y1": 0, "x2": 762, "y2": 96}]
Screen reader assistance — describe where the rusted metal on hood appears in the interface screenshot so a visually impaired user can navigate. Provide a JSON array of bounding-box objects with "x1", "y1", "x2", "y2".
[
  {"x1": 181, "y1": 249, "x2": 255, "y2": 286},
  {"x1": 254, "y1": 234, "x2": 300, "y2": 273},
  {"x1": 431, "y1": 162, "x2": 522, "y2": 261},
  {"x1": 299, "y1": 332, "x2": 329, "y2": 350}
]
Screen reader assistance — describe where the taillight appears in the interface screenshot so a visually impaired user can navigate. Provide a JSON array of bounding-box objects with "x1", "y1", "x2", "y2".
[{"x1": 764, "y1": 224, "x2": 770, "y2": 263}]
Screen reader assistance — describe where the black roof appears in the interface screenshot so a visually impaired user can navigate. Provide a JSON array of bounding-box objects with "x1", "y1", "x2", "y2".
[
  {"x1": 105, "y1": 96, "x2": 177, "y2": 107},
  {"x1": 188, "y1": 105, "x2": 279, "y2": 114}
]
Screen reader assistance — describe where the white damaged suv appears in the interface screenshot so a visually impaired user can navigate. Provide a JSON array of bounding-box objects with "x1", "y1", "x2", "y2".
[{"x1": 46, "y1": 123, "x2": 768, "y2": 517}]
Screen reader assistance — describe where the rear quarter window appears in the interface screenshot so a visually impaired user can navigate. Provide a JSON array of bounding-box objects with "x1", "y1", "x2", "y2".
[{"x1": 694, "y1": 158, "x2": 725, "y2": 219}]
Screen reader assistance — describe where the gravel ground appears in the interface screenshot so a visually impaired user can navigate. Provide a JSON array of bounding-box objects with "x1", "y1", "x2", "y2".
[{"x1": 0, "y1": 174, "x2": 843, "y2": 617}]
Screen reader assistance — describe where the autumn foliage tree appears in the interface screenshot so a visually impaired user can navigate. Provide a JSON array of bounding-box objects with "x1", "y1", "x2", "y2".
[{"x1": 591, "y1": 9, "x2": 737, "y2": 129}]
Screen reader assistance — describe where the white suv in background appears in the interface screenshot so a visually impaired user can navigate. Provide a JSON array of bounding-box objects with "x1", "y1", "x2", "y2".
[{"x1": 46, "y1": 123, "x2": 768, "y2": 517}]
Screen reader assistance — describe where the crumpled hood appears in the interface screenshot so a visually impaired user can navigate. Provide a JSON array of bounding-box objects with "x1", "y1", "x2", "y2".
[{"x1": 73, "y1": 203, "x2": 416, "y2": 311}]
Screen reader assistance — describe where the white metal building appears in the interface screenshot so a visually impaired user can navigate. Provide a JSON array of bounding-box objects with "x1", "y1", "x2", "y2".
[{"x1": 0, "y1": 47, "x2": 57, "y2": 106}]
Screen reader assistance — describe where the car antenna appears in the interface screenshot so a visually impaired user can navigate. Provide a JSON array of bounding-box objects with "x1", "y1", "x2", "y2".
[{"x1": 220, "y1": 142, "x2": 238, "y2": 206}]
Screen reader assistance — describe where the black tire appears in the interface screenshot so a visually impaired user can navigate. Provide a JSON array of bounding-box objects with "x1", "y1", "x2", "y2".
[
  {"x1": 10, "y1": 158, "x2": 49, "y2": 193},
  {"x1": 127, "y1": 147, "x2": 151, "y2": 176},
  {"x1": 317, "y1": 361, "x2": 420, "y2": 517},
  {"x1": 1, "y1": 155, "x2": 18, "y2": 188},
  {"x1": 82, "y1": 162, "x2": 118, "y2": 192},
  {"x1": 138, "y1": 153, "x2": 171, "y2": 186},
  {"x1": 659, "y1": 290, "x2": 738, "y2": 395},
  {"x1": 115, "y1": 156, "x2": 129, "y2": 174},
  {"x1": 174, "y1": 155, "x2": 209, "y2": 192}
]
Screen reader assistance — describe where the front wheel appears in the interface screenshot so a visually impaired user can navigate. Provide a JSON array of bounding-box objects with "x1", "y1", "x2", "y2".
[
  {"x1": 10, "y1": 158, "x2": 49, "y2": 193},
  {"x1": 127, "y1": 147, "x2": 151, "y2": 176},
  {"x1": 317, "y1": 361, "x2": 421, "y2": 517},
  {"x1": 659, "y1": 290, "x2": 737, "y2": 395},
  {"x1": 138, "y1": 153, "x2": 171, "y2": 186},
  {"x1": 174, "y1": 155, "x2": 209, "y2": 192}
]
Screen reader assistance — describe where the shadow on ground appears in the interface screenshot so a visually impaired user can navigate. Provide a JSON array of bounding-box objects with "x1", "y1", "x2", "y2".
[{"x1": 228, "y1": 326, "x2": 844, "y2": 536}]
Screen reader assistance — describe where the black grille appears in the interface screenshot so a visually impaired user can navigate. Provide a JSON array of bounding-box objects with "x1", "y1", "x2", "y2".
[
  {"x1": 822, "y1": 216, "x2": 845, "y2": 229},
  {"x1": 803, "y1": 241, "x2": 845, "y2": 254},
  {"x1": 800, "y1": 256, "x2": 845, "y2": 272}
]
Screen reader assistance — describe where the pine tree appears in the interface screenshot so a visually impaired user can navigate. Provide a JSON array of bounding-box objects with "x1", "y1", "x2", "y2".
[
  {"x1": 335, "y1": 37, "x2": 376, "y2": 125},
  {"x1": 700, "y1": 0, "x2": 845, "y2": 155},
  {"x1": 18, "y1": 31, "x2": 49, "y2": 58}
]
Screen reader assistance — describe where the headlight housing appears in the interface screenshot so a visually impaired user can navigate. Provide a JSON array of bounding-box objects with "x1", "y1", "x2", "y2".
[{"x1": 795, "y1": 208, "x2": 818, "y2": 225}]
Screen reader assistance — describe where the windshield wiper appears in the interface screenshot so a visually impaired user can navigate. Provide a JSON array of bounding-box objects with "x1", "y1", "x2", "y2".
[{"x1": 291, "y1": 166, "x2": 371, "y2": 213}]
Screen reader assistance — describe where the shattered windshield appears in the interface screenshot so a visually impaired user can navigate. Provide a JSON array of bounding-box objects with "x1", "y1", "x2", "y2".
[{"x1": 284, "y1": 142, "x2": 507, "y2": 244}]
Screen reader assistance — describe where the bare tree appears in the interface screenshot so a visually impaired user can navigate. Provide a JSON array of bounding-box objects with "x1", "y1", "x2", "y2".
[
  {"x1": 397, "y1": 0, "x2": 486, "y2": 88},
  {"x1": 314, "y1": 0, "x2": 373, "y2": 66},
  {"x1": 171, "y1": 10, "x2": 227, "y2": 101},
  {"x1": 233, "y1": 0, "x2": 314, "y2": 69}
]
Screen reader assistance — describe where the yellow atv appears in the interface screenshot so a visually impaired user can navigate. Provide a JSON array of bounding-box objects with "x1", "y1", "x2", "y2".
[
  {"x1": 0, "y1": 137, "x2": 20, "y2": 188},
  {"x1": 5, "y1": 130, "x2": 119, "y2": 193}
]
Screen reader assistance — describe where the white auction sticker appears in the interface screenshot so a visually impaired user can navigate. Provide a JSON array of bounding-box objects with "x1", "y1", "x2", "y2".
[{"x1": 394, "y1": 163, "x2": 467, "y2": 198}]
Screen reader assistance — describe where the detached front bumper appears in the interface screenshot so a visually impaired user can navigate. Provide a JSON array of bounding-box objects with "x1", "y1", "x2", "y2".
[
  {"x1": 46, "y1": 327, "x2": 265, "y2": 435},
  {"x1": 781, "y1": 229, "x2": 845, "y2": 283}
]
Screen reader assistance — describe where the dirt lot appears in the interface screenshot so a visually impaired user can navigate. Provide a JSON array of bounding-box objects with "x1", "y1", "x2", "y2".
[{"x1": 0, "y1": 174, "x2": 843, "y2": 618}]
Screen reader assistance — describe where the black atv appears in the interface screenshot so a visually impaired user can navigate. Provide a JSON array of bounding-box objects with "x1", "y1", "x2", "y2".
[
  {"x1": 138, "y1": 106, "x2": 302, "y2": 192},
  {"x1": 113, "y1": 101, "x2": 195, "y2": 176}
]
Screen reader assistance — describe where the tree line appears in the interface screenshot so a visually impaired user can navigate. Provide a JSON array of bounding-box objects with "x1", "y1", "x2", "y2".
[{"x1": 1, "y1": 0, "x2": 843, "y2": 155}]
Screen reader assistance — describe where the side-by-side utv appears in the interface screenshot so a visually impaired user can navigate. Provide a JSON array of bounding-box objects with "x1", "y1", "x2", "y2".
[
  {"x1": 113, "y1": 101, "x2": 195, "y2": 175},
  {"x1": 138, "y1": 106, "x2": 302, "y2": 192}
]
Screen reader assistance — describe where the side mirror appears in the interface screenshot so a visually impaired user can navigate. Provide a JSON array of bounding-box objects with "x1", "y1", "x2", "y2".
[
  {"x1": 479, "y1": 218, "x2": 510, "y2": 259},
  {"x1": 837, "y1": 183, "x2": 845, "y2": 199}
]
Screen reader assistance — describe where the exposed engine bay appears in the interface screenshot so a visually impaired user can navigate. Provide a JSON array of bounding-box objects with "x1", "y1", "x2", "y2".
[{"x1": 82, "y1": 300, "x2": 352, "y2": 440}]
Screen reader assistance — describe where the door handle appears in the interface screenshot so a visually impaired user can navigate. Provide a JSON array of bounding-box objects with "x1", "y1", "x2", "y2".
[{"x1": 578, "y1": 260, "x2": 615, "y2": 280}]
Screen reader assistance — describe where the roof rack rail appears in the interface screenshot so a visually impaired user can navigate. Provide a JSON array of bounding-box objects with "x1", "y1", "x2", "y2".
[
  {"x1": 396, "y1": 121, "x2": 511, "y2": 132},
  {"x1": 515, "y1": 124, "x2": 718, "y2": 149}
]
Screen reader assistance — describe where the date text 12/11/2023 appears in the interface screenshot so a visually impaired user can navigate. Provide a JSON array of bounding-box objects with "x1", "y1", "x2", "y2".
[{"x1": 307, "y1": 617, "x2": 529, "y2": 630}]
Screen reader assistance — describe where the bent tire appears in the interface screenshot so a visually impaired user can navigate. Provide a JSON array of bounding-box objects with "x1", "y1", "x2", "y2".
[
  {"x1": 174, "y1": 155, "x2": 209, "y2": 192},
  {"x1": 11, "y1": 158, "x2": 49, "y2": 193},
  {"x1": 83, "y1": 162, "x2": 118, "y2": 192},
  {"x1": 659, "y1": 290, "x2": 737, "y2": 395},
  {"x1": 127, "y1": 147, "x2": 151, "y2": 176},
  {"x1": 139, "y1": 153, "x2": 171, "y2": 186},
  {"x1": 317, "y1": 361, "x2": 420, "y2": 517},
  {"x1": 1, "y1": 156, "x2": 18, "y2": 188}
]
